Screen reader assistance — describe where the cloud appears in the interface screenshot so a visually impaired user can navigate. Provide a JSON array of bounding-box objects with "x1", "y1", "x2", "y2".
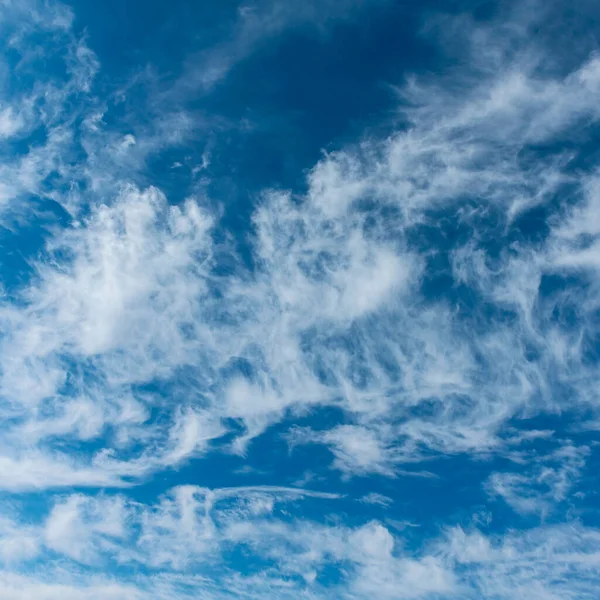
[
  {"x1": 2, "y1": 0, "x2": 600, "y2": 492},
  {"x1": 0, "y1": 516, "x2": 40, "y2": 564},
  {"x1": 3, "y1": 484, "x2": 599, "y2": 599},
  {"x1": 359, "y1": 492, "x2": 393, "y2": 506},
  {"x1": 0, "y1": 107, "x2": 24, "y2": 139},
  {"x1": 0, "y1": 1, "x2": 98, "y2": 215},
  {"x1": 1, "y1": 0, "x2": 600, "y2": 598},
  {"x1": 486, "y1": 443, "x2": 589, "y2": 517},
  {"x1": 0, "y1": 185, "x2": 224, "y2": 489},
  {"x1": 170, "y1": 0, "x2": 393, "y2": 93},
  {"x1": 289, "y1": 424, "x2": 399, "y2": 477},
  {"x1": 44, "y1": 494, "x2": 127, "y2": 563},
  {"x1": 441, "y1": 523, "x2": 600, "y2": 600},
  {"x1": 0, "y1": 453, "x2": 125, "y2": 492}
]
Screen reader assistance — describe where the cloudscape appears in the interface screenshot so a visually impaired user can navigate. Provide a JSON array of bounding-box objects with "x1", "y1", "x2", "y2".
[{"x1": 0, "y1": 0, "x2": 599, "y2": 598}]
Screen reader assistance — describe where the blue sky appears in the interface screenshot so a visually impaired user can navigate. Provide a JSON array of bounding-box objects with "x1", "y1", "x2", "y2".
[{"x1": 0, "y1": 0, "x2": 600, "y2": 598}]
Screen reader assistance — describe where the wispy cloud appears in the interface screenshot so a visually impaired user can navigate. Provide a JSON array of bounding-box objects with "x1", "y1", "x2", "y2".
[
  {"x1": 0, "y1": 0, "x2": 600, "y2": 597},
  {"x1": 486, "y1": 443, "x2": 589, "y2": 517}
]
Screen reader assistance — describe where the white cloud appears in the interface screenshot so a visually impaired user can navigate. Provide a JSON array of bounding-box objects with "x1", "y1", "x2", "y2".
[
  {"x1": 160, "y1": 408, "x2": 226, "y2": 467},
  {"x1": 486, "y1": 443, "x2": 588, "y2": 517},
  {"x1": 0, "y1": 107, "x2": 24, "y2": 139},
  {"x1": 0, "y1": 572, "x2": 142, "y2": 600},
  {"x1": 0, "y1": 186, "x2": 222, "y2": 488},
  {"x1": 299, "y1": 424, "x2": 398, "y2": 476},
  {"x1": 1, "y1": 1, "x2": 600, "y2": 598},
  {"x1": 45, "y1": 494, "x2": 127, "y2": 563},
  {"x1": 0, "y1": 484, "x2": 598, "y2": 599},
  {"x1": 26, "y1": 186, "x2": 212, "y2": 361},
  {"x1": 0, "y1": 453, "x2": 125, "y2": 492},
  {"x1": 441, "y1": 523, "x2": 600, "y2": 599},
  {"x1": 1, "y1": 0, "x2": 598, "y2": 495},
  {"x1": 0, "y1": 516, "x2": 40, "y2": 564},
  {"x1": 360, "y1": 492, "x2": 393, "y2": 507}
]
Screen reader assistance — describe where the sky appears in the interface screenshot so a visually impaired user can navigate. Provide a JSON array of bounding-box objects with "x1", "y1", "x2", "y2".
[{"x1": 0, "y1": 0, "x2": 599, "y2": 598}]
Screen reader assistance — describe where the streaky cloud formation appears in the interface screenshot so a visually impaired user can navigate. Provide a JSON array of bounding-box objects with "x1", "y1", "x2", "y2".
[{"x1": 0, "y1": 0, "x2": 599, "y2": 598}]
